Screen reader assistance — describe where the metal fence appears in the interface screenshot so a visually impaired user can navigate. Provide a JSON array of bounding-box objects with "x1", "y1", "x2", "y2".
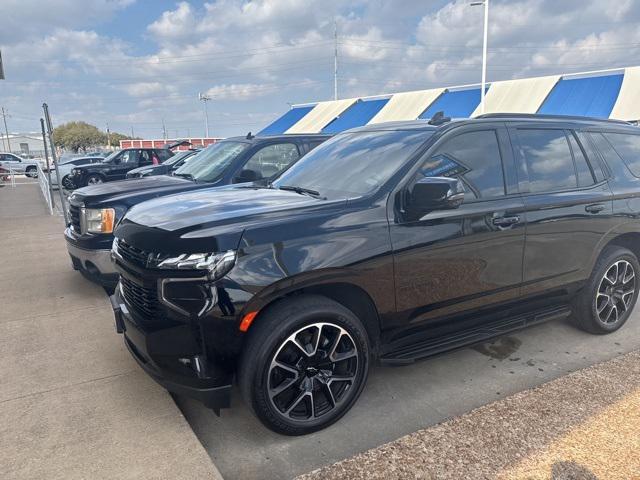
[{"x1": 37, "y1": 163, "x2": 54, "y2": 215}]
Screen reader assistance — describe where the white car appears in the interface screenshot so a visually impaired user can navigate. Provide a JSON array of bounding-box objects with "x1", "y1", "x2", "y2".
[
  {"x1": 0, "y1": 152, "x2": 42, "y2": 177},
  {"x1": 46, "y1": 156, "x2": 104, "y2": 188}
]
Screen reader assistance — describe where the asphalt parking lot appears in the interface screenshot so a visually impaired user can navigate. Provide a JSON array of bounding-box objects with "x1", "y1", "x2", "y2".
[{"x1": 177, "y1": 312, "x2": 640, "y2": 480}]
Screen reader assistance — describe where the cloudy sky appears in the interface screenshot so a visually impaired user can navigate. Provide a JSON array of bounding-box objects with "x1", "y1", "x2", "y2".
[{"x1": 1, "y1": 0, "x2": 640, "y2": 139}]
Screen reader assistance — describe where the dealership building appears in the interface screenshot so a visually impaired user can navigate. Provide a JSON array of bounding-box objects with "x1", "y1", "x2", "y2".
[{"x1": 259, "y1": 66, "x2": 640, "y2": 135}]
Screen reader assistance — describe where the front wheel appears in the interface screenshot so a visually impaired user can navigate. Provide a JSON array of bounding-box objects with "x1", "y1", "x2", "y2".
[
  {"x1": 61, "y1": 174, "x2": 76, "y2": 190},
  {"x1": 26, "y1": 166, "x2": 38, "y2": 178},
  {"x1": 239, "y1": 295, "x2": 370, "y2": 435},
  {"x1": 572, "y1": 246, "x2": 639, "y2": 334},
  {"x1": 86, "y1": 174, "x2": 104, "y2": 185}
]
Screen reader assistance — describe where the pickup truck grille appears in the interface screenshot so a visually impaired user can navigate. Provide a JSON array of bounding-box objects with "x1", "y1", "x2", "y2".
[
  {"x1": 118, "y1": 239, "x2": 150, "y2": 268},
  {"x1": 120, "y1": 276, "x2": 160, "y2": 321},
  {"x1": 69, "y1": 204, "x2": 82, "y2": 232}
]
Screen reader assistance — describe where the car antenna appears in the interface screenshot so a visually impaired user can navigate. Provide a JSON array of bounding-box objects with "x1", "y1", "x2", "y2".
[
  {"x1": 246, "y1": 131, "x2": 254, "y2": 139},
  {"x1": 428, "y1": 111, "x2": 451, "y2": 126}
]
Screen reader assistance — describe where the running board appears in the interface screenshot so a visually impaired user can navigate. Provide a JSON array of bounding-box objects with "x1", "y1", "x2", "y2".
[{"x1": 380, "y1": 306, "x2": 571, "y2": 365}]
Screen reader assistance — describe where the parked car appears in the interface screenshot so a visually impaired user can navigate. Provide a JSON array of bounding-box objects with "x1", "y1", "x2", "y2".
[
  {"x1": 66, "y1": 147, "x2": 174, "y2": 188},
  {"x1": 126, "y1": 149, "x2": 201, "y2": 178},
  {"x1": 45, "y1": 156, "x2": 105, "y2": 189},
  {"x1": 0, "y1": 152, "x2": 42, "y2": 177},
  {"x1": 110, "y1": 114, "x2": 640, "y2": 435},
  {"x1": 64, "y1": 134, "x2": 331, "y2": 288}
]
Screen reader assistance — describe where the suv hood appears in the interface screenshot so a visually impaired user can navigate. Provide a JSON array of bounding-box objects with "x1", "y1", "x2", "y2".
[
  {"x1": 70, "y1": 175, "x2": 195, "y2": 207},
  {"x1": 123, "y1": 186, "x2": 331, "y2": 233}
]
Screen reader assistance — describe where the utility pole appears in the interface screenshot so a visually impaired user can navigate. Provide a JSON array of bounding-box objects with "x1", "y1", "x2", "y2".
[
  {"x1": 161, "y1": 118, "x2": 167, "y2": 141},
  {"x1": 43, "y1": 103, "x2": 68, "y2": 224},
  {"x1": 130, "y1": 126, "x2": 134, "y2": 138},
  {"x1": 471, "y1": 0, "x2": 489, "y2": 114},
  {"x1": 333, "y1": 19, "x2": 338, "y2": 101},
  {"x1": 106, "y1": 123, "x2": 111, "y2": 148},
  {"x1": 40, "y1": 118, "x2": 55, "y2": 208},
  {"x1": 1, "y1": 107, "x2": 11, "y2": 152},
  {"x1": 198, "y1": 93, "x2": 211, "y2": 137}
]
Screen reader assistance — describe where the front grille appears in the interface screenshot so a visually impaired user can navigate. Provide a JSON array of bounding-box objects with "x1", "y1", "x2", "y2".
[
  {"x1": 118, "y1": 239, "x2": 150, "y2": 268},
  {"x1": 69, "y1": 204, "x2": 81, "y2": 232},
  {"x1": 120, "y1": 276, "x2": 160, "y2": 321}
]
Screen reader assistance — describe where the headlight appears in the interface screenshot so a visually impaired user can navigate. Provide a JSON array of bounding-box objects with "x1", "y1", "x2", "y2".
[
  {"x1": 156, "y1": 250, "x2": 237, "y2": 280},
  {"x1": 81, "y1": 207, "x2": 116, "y2": 234}
]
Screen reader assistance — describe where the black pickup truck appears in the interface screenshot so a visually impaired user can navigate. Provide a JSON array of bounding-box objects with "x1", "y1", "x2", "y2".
[{"x1": 65, "y1": 134, "x2": 330, "y2": 288}]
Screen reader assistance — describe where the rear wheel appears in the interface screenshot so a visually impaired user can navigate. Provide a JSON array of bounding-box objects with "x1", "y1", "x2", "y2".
[
  {"x1": 572, "y1": 246, "x2": 639, "y2": 334},
  {"x1": 86, "y1": 174, "x2": 104, "y2": 185},
  {"x1": 239, "y1": 295, "x2": 370, "y2": 435}
]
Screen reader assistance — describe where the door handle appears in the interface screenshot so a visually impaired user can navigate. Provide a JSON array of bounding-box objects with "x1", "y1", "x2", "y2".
[
  {"x1": 492, "y1": 215, "x2": 521, "y2": 227},
  {"x1": 585, "y1": 204, "x2": 606, "y2": 214}
]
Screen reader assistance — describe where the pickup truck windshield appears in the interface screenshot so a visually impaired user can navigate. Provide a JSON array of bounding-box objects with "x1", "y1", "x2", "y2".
[
  {"x1": 174, "y1": 141, "x2": 247, "y2": 182},
  {"x1": 272, "y1": 130, "x2": 430, "y2": 199}
]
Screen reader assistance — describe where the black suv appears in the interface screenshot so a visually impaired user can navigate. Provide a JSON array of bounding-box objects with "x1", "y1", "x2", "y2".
[
  {"x1": 110, "y1": 114, "x2": 640, "y2": 435},
  {"x1": 66, "y1": 148, "x2": 174, "y2": 188},
  {"x1": 126, "y1": 149, "x2": 201, "y2": 178},
  {"x1": 65, "y1": 134, "x2": 330, "y2": 288}
]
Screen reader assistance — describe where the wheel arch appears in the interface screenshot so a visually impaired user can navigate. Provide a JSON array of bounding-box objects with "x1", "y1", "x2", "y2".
[{"x1": 241, "y1": 280, "x2": 383, "y2": 354}]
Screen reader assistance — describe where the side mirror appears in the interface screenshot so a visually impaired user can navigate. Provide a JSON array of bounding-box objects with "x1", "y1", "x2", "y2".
[
  {"x1": 405, "y1": 176, "x2": 464, "y2": 220},
  {"x1": 113, "y1": 157, "x2": 121, "y2": 165},
  {"x1": 233, "y1": 169, "x2": 260, "y2": 184}
]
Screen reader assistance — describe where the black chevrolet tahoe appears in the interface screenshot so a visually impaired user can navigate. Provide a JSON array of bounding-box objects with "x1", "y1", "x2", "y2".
[
  {"x1": 110, "y1": 114, "x2": 640, "y2": 435},
  {"x1": 65, "y1": 134, "x2": 330, "y2": 288}
]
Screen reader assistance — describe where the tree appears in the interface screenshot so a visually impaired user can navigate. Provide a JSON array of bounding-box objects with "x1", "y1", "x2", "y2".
[
  {"x1": 108, "y1": 131, "x2": 135, "y2": 147},
  {"x1": 52, "y1": 121, "x2": 106, "y2": 152}
]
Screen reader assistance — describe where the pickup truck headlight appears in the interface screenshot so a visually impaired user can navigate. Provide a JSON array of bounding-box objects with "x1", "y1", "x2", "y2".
[
  {"x1": 81, "y1": 208, "x2": 116, "y2": 234},
  {"x1": 156, "y1": 250, "x2": 237, "y2": 280}
]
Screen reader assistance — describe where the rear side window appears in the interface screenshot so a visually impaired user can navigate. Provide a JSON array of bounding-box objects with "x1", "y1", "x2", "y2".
[
  {"x1": 567, "y1": 132, "x2": 596, "y2": 187},
  {"x1": 421, "y1": 130, "x2": 505, "y2": 200},
  {"x1": 575, "y1": 131, "x2": 606, "y2": 182},
  {"x1": 517, "y1": 129, "x2": 576, "y2": 193},
  {"x1": 601, "y1": 132, "x2": 640, "y2": 177}
]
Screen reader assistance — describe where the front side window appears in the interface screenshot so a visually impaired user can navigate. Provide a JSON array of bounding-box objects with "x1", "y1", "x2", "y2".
[
  {"x1": 272, "y1": 130, "x2": 430, "y2": 199},
  {"x1": 242, "y1": 143, "x2": 300, "y2": 180},
  {"x1": 419, "y1": 130, "x2": 505, "y2": 201},
  {"x1": 174, "y1": 141, "x2": 248, "y2": 182},
  {"x1": 602, "y1": 132, "x2": 640, "y2": 177},
  {"x1": 120, "y1": 150, "x2": 139, "y2": 164},
  {"x1": 517, "y1": 129, "x2": 577, "y2": 193}
]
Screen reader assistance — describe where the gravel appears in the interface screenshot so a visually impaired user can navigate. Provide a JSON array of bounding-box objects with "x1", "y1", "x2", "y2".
[{"x1": 298, "y1": 351, "x2": 640, "y2": 480}]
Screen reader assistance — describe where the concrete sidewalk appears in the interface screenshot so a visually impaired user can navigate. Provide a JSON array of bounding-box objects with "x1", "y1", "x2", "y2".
[{"x1": 0, "y1": 185, "x2": 222, "y2": 480}]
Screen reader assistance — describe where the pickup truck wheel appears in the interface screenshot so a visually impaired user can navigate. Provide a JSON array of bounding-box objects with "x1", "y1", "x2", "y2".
[
  {"x1": 238, "y1": 294, "x2": 370, "y2": 435},
  {"x1": 86, "y1": 174, "x2": 104, "y2": 185},
  {"x1": 572, "y1": 246, "x2": 639, "y2": 334},
  {"x1": 25, "y1": 166, "x2": 38, "y2": 178}
]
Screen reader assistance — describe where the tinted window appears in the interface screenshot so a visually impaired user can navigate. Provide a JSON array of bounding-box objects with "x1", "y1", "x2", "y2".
[
  {"x1": 602, "y1": 132, "x2": 640, "y2": 177},
  {"x1": 518, "y1": 129, "x2": 576, "y2": 193},
  {"x1": 156, "y1": 149, "x2": 173, "y2": 161},
  {"x1": 120, "y1": 150, "x2": 138, "y2": 164},
  {"x1": 242, "y1": 143, "x2": 300, "y2": 180},
  {"x1": 575, "y1": 131, "x2": 606, "y2": 182},
  {"x1": 139, "y1": 150, "x2": 152, "y2": 166},
  {"x1": 273, "y1": 130, "x2": 430, "y2": 200},
  {"x1": 420, "y1": 130, "x2": 505, "y2": 200},
  {"x1": 73, "y1": 158, "x2": 94, "y2": 166},
  {"x1": 175, "y1": 141, "x2": 248, "y2": 182},
  {"x1": 567, "y1": 132, "x2": 596, "y2": 187}
]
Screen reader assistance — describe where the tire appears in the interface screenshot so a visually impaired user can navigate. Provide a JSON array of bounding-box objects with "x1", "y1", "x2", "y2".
[
  {"x1": 26, "y1": 166, "x2": 37, "y2": 178},
  {"x1": 86, "y1": 174, "x2": 104, "y2": 185},
  {"x1": 61, "y1": 174, "x2": 76, "y2": 190},
  {"x1": 572, "y1": 246, "x2": 639, "y2": 334},
  {"x1": 238, "y1": 294, "x2": 370, "y2": 435}
]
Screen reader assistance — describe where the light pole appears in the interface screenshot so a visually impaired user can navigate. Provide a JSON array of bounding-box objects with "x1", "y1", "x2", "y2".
[
  {"x1": 198, "y1": 93, "x2": 211, "y2": 137},
  {"x1": 471, "y1": 0, "x2": 489, "y2": 114}
]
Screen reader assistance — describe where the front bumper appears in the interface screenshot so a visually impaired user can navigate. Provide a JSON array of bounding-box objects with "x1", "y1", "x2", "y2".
[
  {"x1": 110, "y1": 288, "x2": 233, "y2": 411},
  {"x1": 65, "y1": 233, "x2": 118, "y2": 286}
]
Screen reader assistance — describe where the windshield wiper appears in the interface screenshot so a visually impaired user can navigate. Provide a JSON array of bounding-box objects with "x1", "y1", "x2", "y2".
[
  {"x1": 278, "y1": 185, "x2": 323, "y2": 198},
  {"x1": 173, "y1": 172, "x2": 195, "y2": 181}
]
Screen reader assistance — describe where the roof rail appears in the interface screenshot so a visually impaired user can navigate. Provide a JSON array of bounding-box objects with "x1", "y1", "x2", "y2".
[{"x1": 475, "y1": 113, "x2": 632, "y2": 125}]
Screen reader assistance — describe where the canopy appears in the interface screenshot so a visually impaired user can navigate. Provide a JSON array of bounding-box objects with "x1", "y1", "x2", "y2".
[
  {"x1": 258, "y1": 106, "x2": 314, "y2": 135},
  {"x1": 286, "y1": 98, "x2": 357, "y2": 134},
  {"x1": 538, "y1": 74, "x2": 623, "y2": 118},
  {"x1": 368, "y1": 89, "x2": 444, "y2": 124},
  {"x1": 322, "y1": 99, "x2": 389, "y2": 133},
  {"x1": 420, "y1": 87, "x2": 483, "y2": 119},
  {"x1": 610, "y1": 67, "x2": 640, "y2": 121},
  {"x1": 472, "y1": 75, "x2": 560, "y2": 116}
]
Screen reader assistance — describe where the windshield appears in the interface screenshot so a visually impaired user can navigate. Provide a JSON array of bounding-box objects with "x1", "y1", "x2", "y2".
[
  {"x1": 174, "y1": 141, "x2": 247, "y2": 182},
  {"x1": 164, "y1": 150, "x2": 194, "y2": 166},
  {"x1": 272, "y1": 130, "x2": 430, "y2": 199},
  {"x1": 102, "y1": 151, "x2": 120, "y2": 163}
]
